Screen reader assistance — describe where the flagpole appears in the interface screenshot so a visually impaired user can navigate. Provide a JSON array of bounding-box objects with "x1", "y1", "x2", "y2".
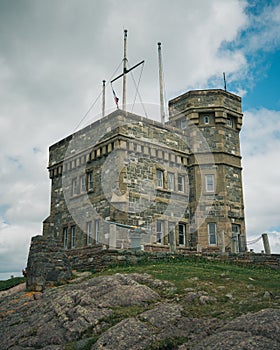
[
  {"x1": 102, "y1": 80, "x2": 106, "y2": 117},
  {"x1": 122, "y1": 29, "x2": 128, "y2": 111},
  {"x1": 158, "y1": 42, "x2": 165, "y2": 124}
]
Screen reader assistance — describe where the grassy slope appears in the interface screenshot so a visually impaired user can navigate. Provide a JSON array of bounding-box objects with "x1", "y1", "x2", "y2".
[
  {"x1": 91, "y1": 257, "x2": 280, "y2": 319},
  {"x1": 1, "y1": 258, "x2": 279, "y2": 320},
  {"x1": 0, "y1": 277, "x2": 26, "y2": 292}
]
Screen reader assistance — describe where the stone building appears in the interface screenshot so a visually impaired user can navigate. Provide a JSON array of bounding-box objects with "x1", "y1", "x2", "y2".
[{"x1": 43, "y1": 89, "x2": 246, "y2": 253}]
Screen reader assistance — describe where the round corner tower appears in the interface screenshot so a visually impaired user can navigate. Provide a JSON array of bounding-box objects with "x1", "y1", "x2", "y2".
[{"x1": 168, "y1": 89, "x2": 246, "y2": 253}]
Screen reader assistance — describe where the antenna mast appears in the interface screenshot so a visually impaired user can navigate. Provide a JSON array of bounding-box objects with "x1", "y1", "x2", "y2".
[
  {"x1": 111, "y1": 30, "x2": 144, "y2": 112},
  {"x1": 223, "y1": 72, "x2": 227, "y2": 91},
  {"x1": 102, "y1": 80, "x2": 106, "y2": 117},
  {"x1": 158, "y1": 42, "x2": 165, "y2": 124},
  {"x1": 123, "y1": 29, "x2": 128, "y2": 111}
]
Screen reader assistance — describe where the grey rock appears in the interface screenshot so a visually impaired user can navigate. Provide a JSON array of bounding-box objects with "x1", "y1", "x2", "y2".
[
  {"x1": 91, "y1": 318, "x2": 154, "y2": 350},
  {"x1": 140, "y1": 303, "x2": 183, "y2": 328},
  {"x1": 192, "y1": 330, "x2": 280, "y2": 350},
  {"x1": 263, "y1": 291, "x2": 273, "y2": 300},
  {"x1": 222, "y1": 308, "x2": 280, "y2": 342},
  {"x1": 225, "y1": 293, "x2": 233, "y2": 299},
  {"x1": 1, "y1": 273, "x2": 280, "y2": 350},
  {"x1": 192, "y1": 309, "x2": 280, "y2": 349},
  {"x1": 0, "y1": 273, "x2": 160, "y2": 350},
  {"x1": 183, "y1": 291, "x2": 199, "y2": 303},
  {"x1": 199, "y1": 295, "x2": 217, "y2": 305}
]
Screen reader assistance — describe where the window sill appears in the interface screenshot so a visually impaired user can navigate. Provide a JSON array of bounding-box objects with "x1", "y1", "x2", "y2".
[{"x1": 70, "y1": 192, "x2": 87, "y2": 200}]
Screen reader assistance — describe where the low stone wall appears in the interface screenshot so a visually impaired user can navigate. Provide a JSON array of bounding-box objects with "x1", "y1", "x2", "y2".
[
  {"x1": 66, "y1": 245, "x2": 280, "y2": 272},
  {"x1": 229, "y1": 253, "x2": 280, "y2": 268},
  {"x1": 26, "y1": 236, "x2": 280, "y2": 291},
  {"x1": 65, "y1": 246, "x2": 179, "y2": 272}
]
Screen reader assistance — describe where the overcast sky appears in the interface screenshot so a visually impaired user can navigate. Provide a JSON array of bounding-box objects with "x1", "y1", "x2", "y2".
[{"x1": 1, "y1": 0, "x2": 280, "y2": 279}]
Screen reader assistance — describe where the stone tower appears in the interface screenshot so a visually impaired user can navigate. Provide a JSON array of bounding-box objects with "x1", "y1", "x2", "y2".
[
  {"x1": 168, "y1": 89, "x2": 246, "y2": 252},
  {"x1": 43, "y1": 89, "x2": 246, "y2": 253}
]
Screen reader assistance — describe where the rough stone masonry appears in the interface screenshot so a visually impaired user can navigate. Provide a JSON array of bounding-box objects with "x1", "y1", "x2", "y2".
[{"x1": 43, "y1": 89, "x2": 246, "y2": 254}]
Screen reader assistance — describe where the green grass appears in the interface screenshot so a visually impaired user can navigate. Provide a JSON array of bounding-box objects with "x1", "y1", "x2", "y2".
[
  {"x1": 91, "y1": 257, "x2": 280, "y2": 319},
  {"x1": 0, "y1": 277, "x2": 26, "y2": 291},
  {"x1": 66, "y1": 258, "x2": 280, "y2": 349}
]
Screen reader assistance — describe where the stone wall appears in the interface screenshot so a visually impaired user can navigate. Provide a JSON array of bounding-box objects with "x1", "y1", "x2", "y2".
[
  {"x1": 44, "y1": 110, "x2": 190, "y2": 249},
  {"x1": 26, "y1": 235, "x2": 72, "y2": 291},
  {"x1": 65, "y1": 244, "x2": 280, "y2": 272},
  {"x1": 26, "y1": 236, "x2": 280, "y2": 291}
]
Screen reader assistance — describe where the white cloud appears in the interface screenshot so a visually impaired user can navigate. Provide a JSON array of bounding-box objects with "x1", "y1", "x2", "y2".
[
  {"x1": 245, "y1": 2, "x2": 280, "y2": 53},
  {"x1": 242, "y1": 108, "x2": 280, "y2": 252},
  {"x1": 0, "y1": 220, "x2": 39, "y2": 277}
]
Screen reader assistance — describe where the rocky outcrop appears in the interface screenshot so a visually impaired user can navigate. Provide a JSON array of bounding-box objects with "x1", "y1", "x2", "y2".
[
  {"x1": 1, "y1": 272, "x2": 280, "y2": 350},
  {"x1": 191, "y1": 308, "x2": 280, "y2": 349}
]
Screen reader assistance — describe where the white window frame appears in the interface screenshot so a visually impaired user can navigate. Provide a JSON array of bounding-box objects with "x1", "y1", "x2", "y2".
[
  {"x1": 208, "y1": 223, "x2": 217, "y2": 245},
  {"x1": 87, "y1": 221, "x2": 92, "y2": 245},
  {"x1": 95, "y1": 219, "x2": 100, "y2": 243},
  {"x1": 72, "y1": 177, "x2": 78, "y2": 196},
  {"x1": 63, "y1": 227, "x2": 68, "y2": 249},
  {"x1": 167, "y1": 172, "x2": 175, "y2": 191},
  {"x1": 178, "y1": 223, "x2": 186, "y2": 246},
  {"x1": 227, "y1": 117, "x2": 233, "y2": 127},
  {"x1": 156, "y1": 169, "x2": 164, "y2": 188},
  {"x1": 178, "y1": 174, "x2": 185, "y2": 192},
  {"x1": 80, "y1": 174, "x2": 86, "y2": 193},
  {"x1": 71, "y1": 225, "x2": 76, "y2": 248},
  {"x1": 87, "y1": 171, "x2": 94, "y2": 190},
  {"x1": 181, "y1": 118, "x2": 187, "y2": 129},
  {"x1": 205, "y1": 174, "x2": 215, "y2": 192},
  {"x1": 156, "y1": 220, "x2": 164, "y2": 244}
]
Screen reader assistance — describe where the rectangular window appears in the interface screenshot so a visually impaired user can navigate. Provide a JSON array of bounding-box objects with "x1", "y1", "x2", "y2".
[
  {"x1": 95, "y1": 219, "x2": 100, "y2": 243},
  {"x1": 80, "y1": 174, "x2": 86, "y2": 193},
  {"x1": 72, "y1": 178, "x2": 78, "y2": 196},
  {"x1": 178, "y1": 223, "x2": 186, "y2": 246},
  {"x1": 181, "y1": 118, "x2": 187, "y2": 130},
  {"x1": 205, "y1": 174, "x2": 215, "y2": 192},
  {"x1": 204, "y1": 116, "x2": 209, "y2": 124},
  {"x1": 156, "y1": 220, "x2": 164, "y2": 244},
  {"x1": 232, "y1": 223, "x2": 241, "y2": 252},
  {"x1": 232, "y1": 224, "x2": 240, "y2": 234},
  {"x1": 208, "y1": 223, "x2": 217, "y2": 245},
  {"x1": 87, "y1": 171, "x2": 93, "y2": 190},
  {"x1": 167, "y1": 172, "x2": 175, "y2": 191},
  {"x1": 178, "y1": 174, "x2": 185, "y2": 192},
  {"x1": 71, "y1": 225, "x2": 76, "y2": 248},
  {"x1": 156, "y1": 169, "x2": 164, "y2": 188},
  {"x1": 87, "y1": 221, "x2": 92, "y2": 245},
  {"x1": 63, "y1": 227, "x2": 68, "y2": 249},
  {"x1": 227, "y1": 117, "x2": 233, "y2": 127}
]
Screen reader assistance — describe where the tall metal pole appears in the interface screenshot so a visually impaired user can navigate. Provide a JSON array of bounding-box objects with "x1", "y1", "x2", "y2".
[
  {"x1": 102, "y1": 80, "x2": 106, "y2": 117},
  {"x1": 158, "y1": 42, "x2": 165, "y2": 124},
  {"x1": 262, "y1": 233, "x2": 271, "y2": 255},
  {"x1": 223, "y1": 72, "x2": 227, "y2": 91},
  {"x1": 122, "y1": 29, "x2": 128, "y2": 111}
]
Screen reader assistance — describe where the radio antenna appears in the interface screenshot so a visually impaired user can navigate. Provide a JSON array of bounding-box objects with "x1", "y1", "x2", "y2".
[
  {"x1": 223, "y1": 72, "x2": 227, "y2": 91},
  {"x1": 158, "y1": 42, "x2": 165, "y2": 124}
]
